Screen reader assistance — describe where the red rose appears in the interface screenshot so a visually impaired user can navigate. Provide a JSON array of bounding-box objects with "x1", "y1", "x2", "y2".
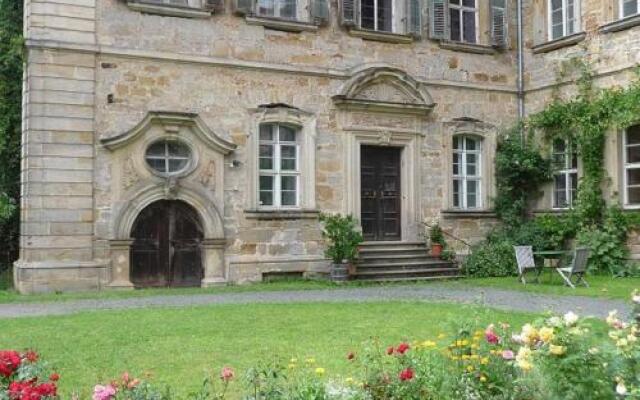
[
  {"x1": 36, "y1": 382, "x2": 57, "y2": 397},
  {"x1": 399, "y1": 368, "x2": 414, "y2": 381},
  {"x1": 24, "y1": 351, "x2": 38, "y2": 363},
  {"x1": 386, "y1": 346, "x2": 394, "y2": 355},
  {"x1": 347, "y1": 352, "x2": 355, "y2": 361},
  {"x1": 396, "y1": 342, "x2": 410, "y2": 355},
  {"x1": 485, "y1": 331, "x2": 499, "y2": 345},
  {"x1": 49, "y1": 373, "x2": 60, "y2": 382},
  {"x1": 220, "y1": 366, "x2": 235, "y2": 382},
  {"x1": 0, "y1": 351, "x2": 22, "y2": 378}
]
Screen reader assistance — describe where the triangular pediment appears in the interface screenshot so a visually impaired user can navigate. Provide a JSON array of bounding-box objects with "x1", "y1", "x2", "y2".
[{"x1": 353, "y1": 81, "x2": 419, "y2": 104}]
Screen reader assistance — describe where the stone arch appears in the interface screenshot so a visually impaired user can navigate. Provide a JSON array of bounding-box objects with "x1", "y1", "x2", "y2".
[
  {"x1": 333, "y1": 66, "x2": 435, "y2": 114},
  {"x1": 112, "y1": 182, "x2": 225, "y2": 241}
]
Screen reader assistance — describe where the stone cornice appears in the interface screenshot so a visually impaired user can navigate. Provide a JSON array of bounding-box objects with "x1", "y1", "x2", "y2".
[
  {"x1": 24, "y1": 39, "x2": 519, "y2": 94},
  {"x1": 600, "y1": 14, "x2": 640, "y2": 34},
  {"x1": 531, "y1": 31, "x2": 586, "y2": 54},
  {"x1": 245, "y1": 16, "x2": 319, "y2": 32},
  {"x1": 348, "y1": 29, "x2": 414, "y2": 44},
  {"x1": 127, "y1": 1, "x2": 212, "y2": 18}
]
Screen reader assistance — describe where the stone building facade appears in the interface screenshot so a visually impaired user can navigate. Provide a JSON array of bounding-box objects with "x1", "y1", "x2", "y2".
[{"x1": 15, "y1": 0, "x2": 640, "y2": 293}]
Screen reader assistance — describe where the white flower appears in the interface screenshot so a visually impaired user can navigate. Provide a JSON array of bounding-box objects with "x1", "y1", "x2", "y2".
[
  {"x1": 563, "y1": 312, "x2": 579, "y2": 326},
  {"x1": 616, "y1": 382, "x2": 627, "y2": 396},
  {"x1": 548, "y1": 316, "x2": 563, "y2": 327},
  {"x1": 632, "y1": 293, "x2": 640, "y2": 304}
]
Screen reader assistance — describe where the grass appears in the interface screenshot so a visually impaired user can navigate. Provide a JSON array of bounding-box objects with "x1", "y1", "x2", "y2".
[
  {"x1": 451, "y1": 275, "x2": 640, "y2": 301},
  {"x1": 0, "y1": 301, "x2": 548, "y2": 398}
]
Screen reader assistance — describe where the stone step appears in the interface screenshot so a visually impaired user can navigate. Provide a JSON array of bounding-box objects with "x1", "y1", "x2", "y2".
[
  {"x1": 352, "y1": 275, "x2": 465, "y2": 283},
  {"x1": 353, "y1": 270, "x2": 462, "y2": 281},
  {"x1": 354, "y1": 267, "x2": 460, "y2": 276},
  {"x1": 359, "y1": 245, "x2": 429, "y2": 254},
  {"x1": 356, "y1": 259, "x2": 454, "y2": 268},
  {"x1": 358, "y1": 253, "x2": 438, "y2": 261},
  {"x1": 360, "y1": 241, "x2": 425, "y2": 247}
]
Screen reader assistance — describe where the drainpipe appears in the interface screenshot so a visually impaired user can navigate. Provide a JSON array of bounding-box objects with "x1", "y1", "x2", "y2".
[{"x1": 516, "y1": 0, "x2": 525, "y2": 126}]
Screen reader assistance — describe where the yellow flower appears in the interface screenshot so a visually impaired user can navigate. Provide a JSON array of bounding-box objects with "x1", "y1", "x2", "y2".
[
  {"x1": 315, "y1": 367, "x2": 325, "y2": 376},
  {"x1": 451, "y1": 355, "x2": 460, "y2": 361},
  {"x1": 617, "y1": 338, "x2": 629, "y2": 348},
  {"x1": 549, "y1": 345, "x2": 566, "y2": 356},
  {"x1": 306, "y1": 358, "x2": 316, "y2": 364},
  {"x1": 517, "y1": 360, "x2": 532, "y2": 371},
  {"x1": 480, "y1": 375, "x2": 487, "y2": 382},
  {"x1": 480, "y1": 357, "x2": 489, "y2": 365},
  {"x1": 466, "y1": 365, "x2": 474, "y2": 372},
  {"x1": 521, "y1": 324, "x2": 539, "y2": 345},
  {"x1": 461, "y1": 339, "x2": 469, "y2": 346},
  {"x1": 462, "y1": 354, "x2": 470, "y2": 360},
  {"x1": 345, "y1": 377, "x2": 354, "y2": 384},
  {"x1": 539, "y1": 327, "x2": 555, "y2": 343},
  {"x1": 422, "y1": 340, "x2": 437, "y2": 348}
]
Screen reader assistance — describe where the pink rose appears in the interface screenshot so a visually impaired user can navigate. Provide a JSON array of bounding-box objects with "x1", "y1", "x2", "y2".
[
  {"x1": 502, "y1": 350, "x2": 515, "y2": 360},
  {"x1": 485, "y1": 330, "x2": 500, "y2": 345},
  {"x1": 93, "y1": 384, "x2": 117, "y2": 400}
]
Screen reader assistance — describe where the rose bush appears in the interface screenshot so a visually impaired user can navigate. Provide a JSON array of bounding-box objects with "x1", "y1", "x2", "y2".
[{"x1": 0, "y1": 350, "x2": 59, "y2": 400}]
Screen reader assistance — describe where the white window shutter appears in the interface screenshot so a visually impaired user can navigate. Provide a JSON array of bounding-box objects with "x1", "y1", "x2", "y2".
[
  {"x1": 406, "y1": 0, "x2": 422, "y2": 38},
  {"x1": 311, "y1": 0, "x2": 330, "y2": 25},
  {"x1": 203, "y1": 0, "x2": 224, "y2": 12},
  {"x1": 233, "y1": 0, "x2": 253, "y2": 15},
  {"x1": 491, "y1": 0, "x2": 507, "y2": 48},
  {"x1": 429, "y1": 0, "x2": 448, "y2": 40},
  {"x1": 341, "y1": 0, "x2": 358, "y2": 27}
]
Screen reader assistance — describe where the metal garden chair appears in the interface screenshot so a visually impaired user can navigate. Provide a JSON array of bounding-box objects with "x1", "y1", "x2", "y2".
[
  {"x1": 556, "y1": 247, "x2": 590, "y2": 288},
  {"x1": 514, "y1": 246, "x2": 540, "y2": 284}
]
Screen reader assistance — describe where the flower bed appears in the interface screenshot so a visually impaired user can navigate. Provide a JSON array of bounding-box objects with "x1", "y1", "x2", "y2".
[{"x1": 4, "y1": 294, "x2": 640, "y2": 399}]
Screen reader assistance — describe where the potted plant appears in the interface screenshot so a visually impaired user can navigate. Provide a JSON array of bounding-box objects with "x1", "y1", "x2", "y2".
[
  {"x1": 429, "y1": 224, "x2": 446, "y2": 258},
  {"x1": 319, "y1": 213, "x2": 364, "y2": 282}
]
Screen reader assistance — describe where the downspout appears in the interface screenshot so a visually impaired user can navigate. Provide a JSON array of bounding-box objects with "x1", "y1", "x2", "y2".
[{"x1": 516, "y1": 0, "x2": 525, "y2": 126}]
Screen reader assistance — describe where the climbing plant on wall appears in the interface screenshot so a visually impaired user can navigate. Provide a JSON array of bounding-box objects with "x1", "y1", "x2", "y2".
[{"x1": 0, "y1": 0, "x2": 23, "y2": 275}]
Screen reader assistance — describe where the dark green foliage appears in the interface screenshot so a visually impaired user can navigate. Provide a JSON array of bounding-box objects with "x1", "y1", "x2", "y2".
[
  {"x1": 319, "y1": 213, "x2": 363, "y2": 263},
  {"x1": 0, "y1": 0, "x2": 23, "y2": 272},
  {"x1": 429, "y1": 224, "x2": 445, "y2": 246},
  {"x1": 464, "y1": 238, "x2": 517, "y2": 277},
  {"x1": 494, "y1": 128, "x2": 552, "y2": 226}
]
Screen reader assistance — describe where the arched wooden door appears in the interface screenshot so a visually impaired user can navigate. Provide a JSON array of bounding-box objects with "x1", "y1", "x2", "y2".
[{"x1": 130, "y1": 200, "x2": 204, "y2": 288}]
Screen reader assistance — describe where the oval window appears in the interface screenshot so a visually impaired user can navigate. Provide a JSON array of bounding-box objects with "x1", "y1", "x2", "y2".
[{"x1": 145, "y1": 140, "x2": 191, "y2": 175}]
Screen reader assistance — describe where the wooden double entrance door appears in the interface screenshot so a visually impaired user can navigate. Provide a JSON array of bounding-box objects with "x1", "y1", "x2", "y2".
[
  {"x1": 360, "y1": 146, "x2": 402, "y2": 241},
  {"x1": 130, "y1": 200, "x2": 204, "y2": 288}
]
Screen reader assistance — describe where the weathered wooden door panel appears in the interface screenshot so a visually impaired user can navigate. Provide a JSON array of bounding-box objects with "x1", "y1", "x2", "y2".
[
  {"x1": 130, "y1": 200, "x2": 203, "y2": 288},
  {"x1": 360, "y1": 146, "x2": 401, "y2": 241}
]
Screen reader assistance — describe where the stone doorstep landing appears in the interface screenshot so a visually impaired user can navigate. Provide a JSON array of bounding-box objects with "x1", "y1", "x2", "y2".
[{"x1": 353, "y1": 241, "x2": 462, "y2": 282}]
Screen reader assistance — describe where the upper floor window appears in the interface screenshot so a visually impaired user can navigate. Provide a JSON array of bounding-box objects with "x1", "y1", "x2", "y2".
[
  {"x1": 361, "y1": 0, "x2": 393, "y2": 32},
  {"x1": 449, "y1": 0, "x2": 478, "y2": 43},
  {"x1": 145, "y1": 139, "x2": 193, "y2": 177},
  {"x1": 138, "y1": 0, "x2": 203, "y2": 8},
  {"x1": 259, "y1": 123, "x2": 300, "y2": 208},
  {"x1": 548, "y1": 0, "x2": 580, "y2": 40},
  {"x1": 621, "y1": 0, "x2": 640, "y2": 18},
  {"x1": 257, "y1": 0, "x2": 297, "y2": 19},
  {"x1": 452, "y1": 135, "x2": 482, "y2": 209},
  {"x1": 623, "y1": 125, "x2": 640, "y2": 207},
  {"x1": 551, "y1": 139, "x2": 578, "y2": 209}
]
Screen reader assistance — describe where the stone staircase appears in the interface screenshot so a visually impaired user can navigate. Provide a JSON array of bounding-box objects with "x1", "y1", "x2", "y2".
[{"x1": 352, "y1": 241, "x2": 462, "y2": 282}]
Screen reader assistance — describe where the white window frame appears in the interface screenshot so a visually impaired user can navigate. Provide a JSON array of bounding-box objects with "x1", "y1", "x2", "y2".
[
  {"x1": 551, "y1": 139, "x2": 578, "y2": 210},
  {"x1": 256, "y1": 0, "x2": 298, "y2": 19},
  {"x1": 623, "y1": 126, "x2": 640, "y2": 208},
  {"x1": 359, "y1": 0, "x2": 396, "y2": 32},
  {"x1": 141, "y1": 0, "x2": 202, "y2": 8},
  {"x1": 258, "y1": 123, "x2": 301, "y2": 209},
  {"x1": 452, "y1": 135, "x2": 482, "y2": 210},
  {"x1": 449, "y1": 0, "x2": 479, "y2": 44},
  {"x1": 548, "y1": 0, "x2": 580, "y2": 40},
  {"x1": 620, "y1": 0, "x2": 640, "y2": 18}
]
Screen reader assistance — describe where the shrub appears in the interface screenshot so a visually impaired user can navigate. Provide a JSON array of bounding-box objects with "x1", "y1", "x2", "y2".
[
  {"x1": 319, "y1": 214, "x2": 363, "y2": 264},
  {"x1": 0, "y1": 350, "x2": 59, "y2": 400},
  {"x1": 429, "y1": 224, "x2": 445, "y2": 246},
  {"x1": 463, "y1": 238, "x2": 517, "y2": 277}
]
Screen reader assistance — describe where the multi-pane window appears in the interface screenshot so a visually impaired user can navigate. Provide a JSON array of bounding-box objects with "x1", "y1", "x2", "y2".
[
  {"x1": 257, "y1": 0, "x2": 297, "y2": 19},
  {"x1": 360, "y1": 0, "x2": 393, "y2": 32},
  {"x1": 621, "y1": 0, "x2": 639, "y2": 18},
  {"x1": 449, "y1": 0, "x2": 477, "y2": 43},
  {"x1": 552, "y1": 139, "x2": 578, "y2": 209},
  {"x1": 259, "y1": 123, "x2": 300, "y2": 208},
  {"x1": 548, "y1": 0, "x2": 580, "y2": 40},
  {"x1": 623, "y1": 125, "x2": 640, "y2": 207},
  {"x1": 145, "y1": 139, "x2": 191, "y2": 175},
  {"x1": 452, "y1": 136, "x2": 482, "y2": 209}
]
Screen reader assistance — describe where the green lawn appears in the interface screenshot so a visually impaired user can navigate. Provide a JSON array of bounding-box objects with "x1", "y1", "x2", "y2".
[
  {"x1": 0, "y1": 301, "x2": 547, "y2": 398},
  {"x1": 452, "y1": 275, "x2": 640, "y2": 300}
]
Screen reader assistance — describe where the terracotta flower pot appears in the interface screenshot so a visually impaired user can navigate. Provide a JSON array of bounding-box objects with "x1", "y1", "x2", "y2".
[{"x1": 431, "y1": 243, "x2": 443, "y2": 257}]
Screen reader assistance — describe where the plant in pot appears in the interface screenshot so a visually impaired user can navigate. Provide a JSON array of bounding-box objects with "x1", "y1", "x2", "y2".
[
  {"x1": 429, "y1": 224, "x2": 446, "y2": 258},
  {"x1": 319, "y1": 213, "x2": 364, "y2": 282}
]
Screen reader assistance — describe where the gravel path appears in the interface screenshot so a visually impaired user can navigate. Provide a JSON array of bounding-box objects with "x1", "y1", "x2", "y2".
[{"x1": 0, "y1": 285, "x2": 631, "y2": 319}]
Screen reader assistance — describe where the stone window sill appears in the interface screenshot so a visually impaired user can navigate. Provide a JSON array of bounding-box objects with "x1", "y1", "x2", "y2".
[
  {"x1": 244, "y1": 209, "x2": 320, "y2": 220},
  {"x1": 531, "y1": 32, "x2": 586, "y2": 54},
  {"x1": 127, "y1": 1, "x2": 212, "y2": 18},
  {"x1": 245, "y1": 16, "x2": 319, "y2": 32},
  {"x1": 438, "y1": 40, "x2": 497, "y2": 55},
  {"x1": 441, "y1": 210, "x2": 497, "y2": 219},
  {"x1": 600, "y1": 14, "x2": 640, "y2": 33},
  {"x1": 532, "y1": 209, "x2": 571, "y2": 214},
  {"x1": 348, "y1": 29, "x2": 414, "y2": 44}
]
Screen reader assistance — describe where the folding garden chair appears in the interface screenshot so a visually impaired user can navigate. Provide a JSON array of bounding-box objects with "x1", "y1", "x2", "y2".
[
  {"x1": 514, "y1": 246, "x2": 539, "y2": 284},
  {"x1": 556, "y1": 247, "x2": 590, "y2": 289}
]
